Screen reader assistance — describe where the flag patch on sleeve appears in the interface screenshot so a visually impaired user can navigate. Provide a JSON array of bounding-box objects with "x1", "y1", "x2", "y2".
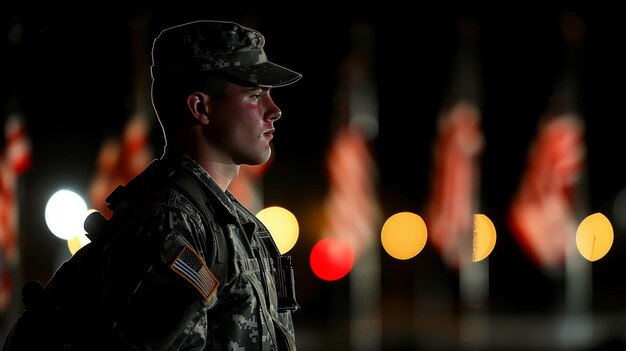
[{"x1": 170, "y1": 245, "x2": 220, "y2": 301}]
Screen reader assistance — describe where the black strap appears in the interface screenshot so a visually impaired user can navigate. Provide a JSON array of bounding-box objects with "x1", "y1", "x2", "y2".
[
  {"x1": 168, "y1": 168, "x2": 228, "y2": 292},
  {"x1": 106, "y1": 160, "x2": 229, "y2": 293}
]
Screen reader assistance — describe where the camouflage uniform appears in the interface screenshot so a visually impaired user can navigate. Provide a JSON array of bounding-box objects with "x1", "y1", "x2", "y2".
[
  {"x1": 102, "y1": 152, "x2": 296, "y2": 350},
  {"x1": 106, "y1": 20, "x2": 301, "y2": 351},
  {"x1": 4, "y1": 19, "x2": 301, "y2": 351}
]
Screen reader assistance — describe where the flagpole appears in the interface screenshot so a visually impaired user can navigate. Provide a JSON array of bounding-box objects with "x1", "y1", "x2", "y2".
[
  {"x1": 556, "y1": 11, "x2": 593, "y2": 349},
  {"x1": 428, "y1": 17, "x2": 489, "y2": 349},
  {"x1": 326, "y1": 20, "x2": 382, "y2": 351}
]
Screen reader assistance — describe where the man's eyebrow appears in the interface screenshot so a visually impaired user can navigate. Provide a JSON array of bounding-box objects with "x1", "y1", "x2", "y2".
[{"x1": 247, "y1": 87, "x2": 270, "y2": 92}]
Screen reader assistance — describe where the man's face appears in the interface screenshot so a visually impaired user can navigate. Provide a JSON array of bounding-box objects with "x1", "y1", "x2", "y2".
[{"x1": 205, "y1": 82, "x2": 282, "y2": 166}]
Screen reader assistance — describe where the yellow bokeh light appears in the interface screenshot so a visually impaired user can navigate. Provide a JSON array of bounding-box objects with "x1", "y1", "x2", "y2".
[
  {"x1": 473, "y1": 214, "x2": 497, "y2": 262},
  {"x1": 67, "y1": 233, "x2": 91, "y2": 255},
  {"x1": 576, "y1": 212, "x2": 613, "y2": 262},
  {"x1": 256, "y1": 206, "x2": 299, "y2": 254},
  {"x1": 381, "y1": 212, "x2": 427, "y2": 260}
]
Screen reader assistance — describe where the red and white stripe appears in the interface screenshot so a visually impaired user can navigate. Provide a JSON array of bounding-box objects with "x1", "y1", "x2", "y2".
[
  {"x1": 120, "y1": 114, "x2": 153, "y2": 181},
  {"x1": 508, "y1": 114, "x2": 585, "y2": 269},
  {"x1": 323, "y1": 125, "x2": 381, "y2": 258},
  {"x1": 88, "y1": 114, "x2": 153, "y2": 217},
  {"x1": 0, "y1": 114, "x2": 31, "y2": 313},
  {"x1": 426, "y1": 101, "x2": 484, "y2": 268},
  {"x1": 0, "y1": 155, "x2": 17, "y2": 265},
  {"x1": 4, "y1": 115, "x2": 31, "y2": 176}
]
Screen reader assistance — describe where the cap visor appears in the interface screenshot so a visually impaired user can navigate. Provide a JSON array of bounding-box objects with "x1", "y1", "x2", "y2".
[{"x1": 222, "y1": 62, "x2": 302, "y2": 88}]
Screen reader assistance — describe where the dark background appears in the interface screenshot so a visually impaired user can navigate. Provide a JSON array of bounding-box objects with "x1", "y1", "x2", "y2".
[{"x1": 3, "y1": 3, "x2": 626, "y2": 350}]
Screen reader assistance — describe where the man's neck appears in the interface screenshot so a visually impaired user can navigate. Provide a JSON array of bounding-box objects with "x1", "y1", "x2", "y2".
[
  {"x1": 164, "y1": 146, "x2": 239, "y2": 191},
  {"x1": 202, "y1": 161, "x2": 239, "y2": 191}
]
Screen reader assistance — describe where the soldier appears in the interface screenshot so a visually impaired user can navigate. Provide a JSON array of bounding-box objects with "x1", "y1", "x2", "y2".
[{"x1": 3, "y1": 19, "x2": 301, "y2": 351}]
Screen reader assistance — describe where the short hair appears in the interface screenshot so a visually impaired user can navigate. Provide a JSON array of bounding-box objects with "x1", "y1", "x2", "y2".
[{"x1": 151, "y1": 72, "x2": 232, "y2": 139}]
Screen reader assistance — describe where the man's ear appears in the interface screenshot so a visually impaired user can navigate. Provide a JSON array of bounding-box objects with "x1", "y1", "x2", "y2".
[{"x1": 187, "y1": 92, "x2": 210, "y2": 125}]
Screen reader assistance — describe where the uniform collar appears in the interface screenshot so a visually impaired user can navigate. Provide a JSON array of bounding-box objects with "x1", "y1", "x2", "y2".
[{"x1": 162, "y1": 150, "x2": 239, "y2": 220}]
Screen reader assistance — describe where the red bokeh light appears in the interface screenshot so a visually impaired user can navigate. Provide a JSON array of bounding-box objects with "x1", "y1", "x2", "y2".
[{"x1": 309, "y1": 238, "x2": 354, "y2": 281}]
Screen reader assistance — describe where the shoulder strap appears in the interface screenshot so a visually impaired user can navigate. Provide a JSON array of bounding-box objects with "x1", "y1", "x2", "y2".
[
  {"x1": 105, "y1": 160, "x2": 228, "y2": 292},
  {"x1": 167, "y1": 167, "x2": 228, "y2": 292}
]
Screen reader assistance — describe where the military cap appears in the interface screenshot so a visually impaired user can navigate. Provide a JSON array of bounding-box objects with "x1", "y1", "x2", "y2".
[{"x1": 151, "y1": 20, "x2": 302, "y2": 87}]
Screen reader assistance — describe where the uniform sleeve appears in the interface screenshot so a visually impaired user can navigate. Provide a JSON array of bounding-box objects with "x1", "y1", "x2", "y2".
[{"x1": 101, "y1": 203, "x2": 217, "y2": 351}]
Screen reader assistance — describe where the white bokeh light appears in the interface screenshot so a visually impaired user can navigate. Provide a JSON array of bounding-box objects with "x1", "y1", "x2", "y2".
[{"x1": 45, "y1": 189, "x2": 88, "y2": 240}]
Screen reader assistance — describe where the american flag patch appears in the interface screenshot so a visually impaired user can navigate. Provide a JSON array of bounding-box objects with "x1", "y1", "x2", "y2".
[{"x1": 170, "y1": 245, "x2": 219, "y2": 301}]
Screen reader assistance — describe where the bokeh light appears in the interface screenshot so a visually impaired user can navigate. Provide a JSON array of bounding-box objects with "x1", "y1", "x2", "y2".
[
  {"x1": 381, "y1": 212, "x2": 427, "y2": 260},
  {"x1": 473, "y1": 213, "x2": 497, "y2": 262},
  {"x1": 67, "y1": 233, "x2": 91, "y2": 255},
  {"x1": 576, "y1": 212, "x2": 613, "y2": 262},
  {"x1": 256, "y1": 206, "x2": 299, "y2": 254},
  {"x1": 45, "y1": 189, "x2": 89, "y2": 240},
  {"x1": 310, "y1": 237, "x2": 354, "y2": 281}
]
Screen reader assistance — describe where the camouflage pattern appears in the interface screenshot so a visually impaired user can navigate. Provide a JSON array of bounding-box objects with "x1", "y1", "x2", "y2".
[
  {"x1": 151, "y1": 20, "x2": 302, "y2": 88},
  {"x1": 103, "y1": 152, "x2": 296, "y2": 350}
]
